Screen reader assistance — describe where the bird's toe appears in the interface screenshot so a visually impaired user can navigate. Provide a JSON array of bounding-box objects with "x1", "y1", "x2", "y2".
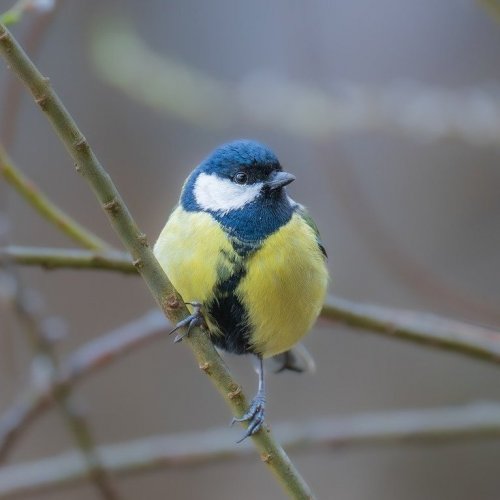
[
  {"x1": 231, "y1": 395, "x2": 266, "y2": 443},
  {"x1": 169, "y1": 302, "x2": 205, "y2": 343}
]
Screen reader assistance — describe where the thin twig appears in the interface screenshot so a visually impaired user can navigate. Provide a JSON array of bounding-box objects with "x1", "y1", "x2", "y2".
[
  {"x1": 91, "y1": 19, "x2": 500, "y2": 146},
  {"x1": 1, "y1": 0, "x2": 63, "y2": 148},
  {"x1": 1, "y1": 300, "x2": 500, "y2": 479},
  {"x1": 0, "y1": 21, "x2": 315, "y2": 500},
  {"x1": 0, "y1": 8, "x2": 118, "y2": 496},
  {"x1": 0, "y1": 146, "x2": 110, "y2": 251},
  {"x1": 5, "y1": 246, "x2": 500, "y2": 367},
  {"x1": 0, "y1": 309, "x2": 168, "y2": 461},
  {"x1": 1, "y1": 245, "x2": 135, "y2": 273},
  {"x1": 1, "y1": 402, "x2": 500, "y2": 498},
  {"x1": 0, "y1": 0, "x2": 56, "y2": 26},
  {"x1": 479, "y1": 0, "x2": 500, "y2": 23},
  {"x1": 2, "y1": 274, "x2": 119, "y2": 498},
  {"x1": 322, "y1": 296, "x2": 500, "y2": 365},
  {"x1": 317, "y1": 145, "x2": 500, "y2": 325},
  {"x1": 0, "y1": 247, "x2": 500, "y2": 464}
]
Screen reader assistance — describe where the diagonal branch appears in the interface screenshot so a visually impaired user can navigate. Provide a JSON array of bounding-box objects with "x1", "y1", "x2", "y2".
[
  {"x1": 0, "y1": 21, "x2": 315, "y2": 499},
  {"x1": 1, "y1": 271, "x2": 119, "y2": 498},
  {"x1": 1, "y1": 402, "x2": 500, "y2": 498},
  {"x1": 0, "y1": 309, "x2": 169, "y2": 461},
  {"x1": 0, "y1": 146, "x2": 111, "y2": 251}
]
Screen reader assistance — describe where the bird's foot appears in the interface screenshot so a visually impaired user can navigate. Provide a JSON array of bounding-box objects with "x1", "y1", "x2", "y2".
[
  {"x1": 169, "y1": 301, "x2": 205, "y2": 343},
  {"x1": 231, "y1": 393, "x2": 266, "y2": 443}
]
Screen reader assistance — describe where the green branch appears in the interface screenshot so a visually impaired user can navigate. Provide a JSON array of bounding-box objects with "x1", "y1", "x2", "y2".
[
  {"x1": 0, "y1": 0, "x2": 58, "y2": 26},
  {"x1": 479, "y1": 0, "x2": 500, "y2": 23},
  {"x1": 0, "y1": 21, "x2": 314, "y2": 500},
  {"x1": 322, "y1": 296, "x2": 500, "y2": 365},
  {"x1": 0, "y1": 0, "x2": 36, "y2": 26},
  {"x1": 0, "y1": 146, "x2": 110, "y2": 251},
  {"x1": 1, "y1": 245, "x2": 135, "y2": 273},
  {"x1": 4, "y1": 245, "x2": 500, "y2": 366},
  {"x1": 1, "y1": 402, "x2": 500, "y2": 498}
]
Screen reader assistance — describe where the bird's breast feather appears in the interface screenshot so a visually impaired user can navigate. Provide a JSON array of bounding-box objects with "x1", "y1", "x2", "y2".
[{"x1": 154, "y1": 207, "x2": 233, "y2": 305}]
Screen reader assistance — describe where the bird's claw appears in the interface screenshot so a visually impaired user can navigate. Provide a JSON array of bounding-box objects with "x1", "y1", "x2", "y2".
[
  {"x1": 169, "y1": 301, "x2": 205, "y2": 343},
  {"x1": 231, "y1": 394, "x2": 266, "y2": 443}
]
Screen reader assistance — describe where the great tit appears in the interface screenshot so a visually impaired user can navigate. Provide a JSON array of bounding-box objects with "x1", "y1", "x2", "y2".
[{"x1": 154, "y1": 140, "x2": 328, "y2": 441}]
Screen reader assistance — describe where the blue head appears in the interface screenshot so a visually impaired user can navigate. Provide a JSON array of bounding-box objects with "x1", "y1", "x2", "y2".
[{"x1": 181, "y1": 140, "x2": 296, "y2": 244}]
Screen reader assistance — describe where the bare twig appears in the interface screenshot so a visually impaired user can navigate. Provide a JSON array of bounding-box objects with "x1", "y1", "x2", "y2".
[
  {"x1": 322, "y1": 296, "x2": 500, "y2": 365},
  {"x1": 63, "y1": 310, "x2": 168, "y2": 379},
  {"x1": 1, "y1": 402, "x2": 500, "y2": 498},
  {"x1": 0, "y1": 21, "x2": 315, "y2": 499},
  {"x1": 1, "y1": 274, "x2": 119, "y2": 498},
  {"x1": 1, "y1": 245, "x2": 135, "y2": 273},
  {"x1": 2, "y1": 295, "x2": 500, "y2": 466},
  {"x1": 479, "y1": 0, "x2": 500, "y2": 23},
  {"x1": 0, "y1": 146, "x2": 110, "y2": 251},
  {"x1": 0, "y1": 309, "x2": 168, "y2": 461},
  {"x1": 0, "y1": 0, "x2": 56, "y2": 26},
  {"x1": 91, "y1": 19, "x2": 500, "y2": 146},
  {"x1": 0, "y1": 8, "x2": 118, "y2": 495},
  {"x1": 5, "y1": 246, "x2": 500, "y2": 368},
  {"x1": 319, "y1": 146, "x2": 500, "y2": 325},
  {"x1": 1, "y1": 0, "x2": 63, "y2": 148}
]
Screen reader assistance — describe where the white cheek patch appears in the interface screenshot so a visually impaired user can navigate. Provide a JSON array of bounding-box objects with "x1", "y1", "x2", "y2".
[
  {"x1": 194, "y1": 172, "x2": 263, "y2": 214},
  {"x1": 287, "y1": 195, "x2": 301, "y2": 210}
]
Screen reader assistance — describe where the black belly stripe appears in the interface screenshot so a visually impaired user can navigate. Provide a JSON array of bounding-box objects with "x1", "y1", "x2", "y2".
[{"x1": 207, "y1": 243, "x2": 257, "y2": 355}]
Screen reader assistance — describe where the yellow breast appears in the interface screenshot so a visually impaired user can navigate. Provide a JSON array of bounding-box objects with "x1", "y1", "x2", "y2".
[
  {"x1": 237, "y1": 213, "x2": 328, "y2": 357},
  {"x1": 154, "y1": 207, "x2": 231, "y2": 307},
  {"x1": 154, "y1": 207, "x2": 328, "y2": 358}
]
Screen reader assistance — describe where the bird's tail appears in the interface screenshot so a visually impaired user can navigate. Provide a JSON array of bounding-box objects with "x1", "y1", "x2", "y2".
[{"x1": 268, "y1": 343, "x2": 316, "y2": 374}]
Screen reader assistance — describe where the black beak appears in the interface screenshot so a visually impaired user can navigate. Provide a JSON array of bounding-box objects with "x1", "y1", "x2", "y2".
[{"x1": 267, "y1": 171, "x2": 296, "y2": 190}]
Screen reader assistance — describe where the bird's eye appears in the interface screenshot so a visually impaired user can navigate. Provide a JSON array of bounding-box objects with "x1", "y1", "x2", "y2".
[{"x1": 233, "y1": 172, "x2": 248, "y2": 185}]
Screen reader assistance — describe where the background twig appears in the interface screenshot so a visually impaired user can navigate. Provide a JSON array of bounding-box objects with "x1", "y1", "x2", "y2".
[
  {"x1": 0, "y1": 309, "x2": 169, "y2": 460},
  {"x1": 4, "y1": 246, "x2": 500, "y2": 368},
  {"x1": 91, "y1": 18, "x2": 500, "y2": 146},
  {"x1": 1, "y1": 245, "x2": 134, "y2": 273},
  {"x1": 1, "y1": 402, "x2": 500, "y2": 498},
  {"x1": 1, "y1": 271, "x2": 119, "y2": 498},
  {"x1": 2, "y1": 294, "x2": 500, "y2": 463},
  {"x1": 322, "y1": 296, "x2": 500, "y2": 365},
  {"x1": 0, "y1": 146, "x2": 110, "y2": 250},
  {"x1": 0, "y1": 0, "x2": 63, "y2": 147}
]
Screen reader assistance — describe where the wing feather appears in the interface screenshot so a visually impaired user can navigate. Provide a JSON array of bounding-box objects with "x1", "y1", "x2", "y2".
[{"x1": 294, "y1": 203, "x2": 327, "y2": 259}]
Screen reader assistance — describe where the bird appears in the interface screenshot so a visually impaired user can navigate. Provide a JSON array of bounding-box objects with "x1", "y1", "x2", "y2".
[{"x1": 154, "y1": 140, "x2": 328, "y2": 441}]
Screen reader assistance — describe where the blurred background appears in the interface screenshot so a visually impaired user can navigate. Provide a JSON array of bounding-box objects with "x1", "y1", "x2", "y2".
[{"x1": 1, "y1": 0, "x2": 500, "y2": 498}]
